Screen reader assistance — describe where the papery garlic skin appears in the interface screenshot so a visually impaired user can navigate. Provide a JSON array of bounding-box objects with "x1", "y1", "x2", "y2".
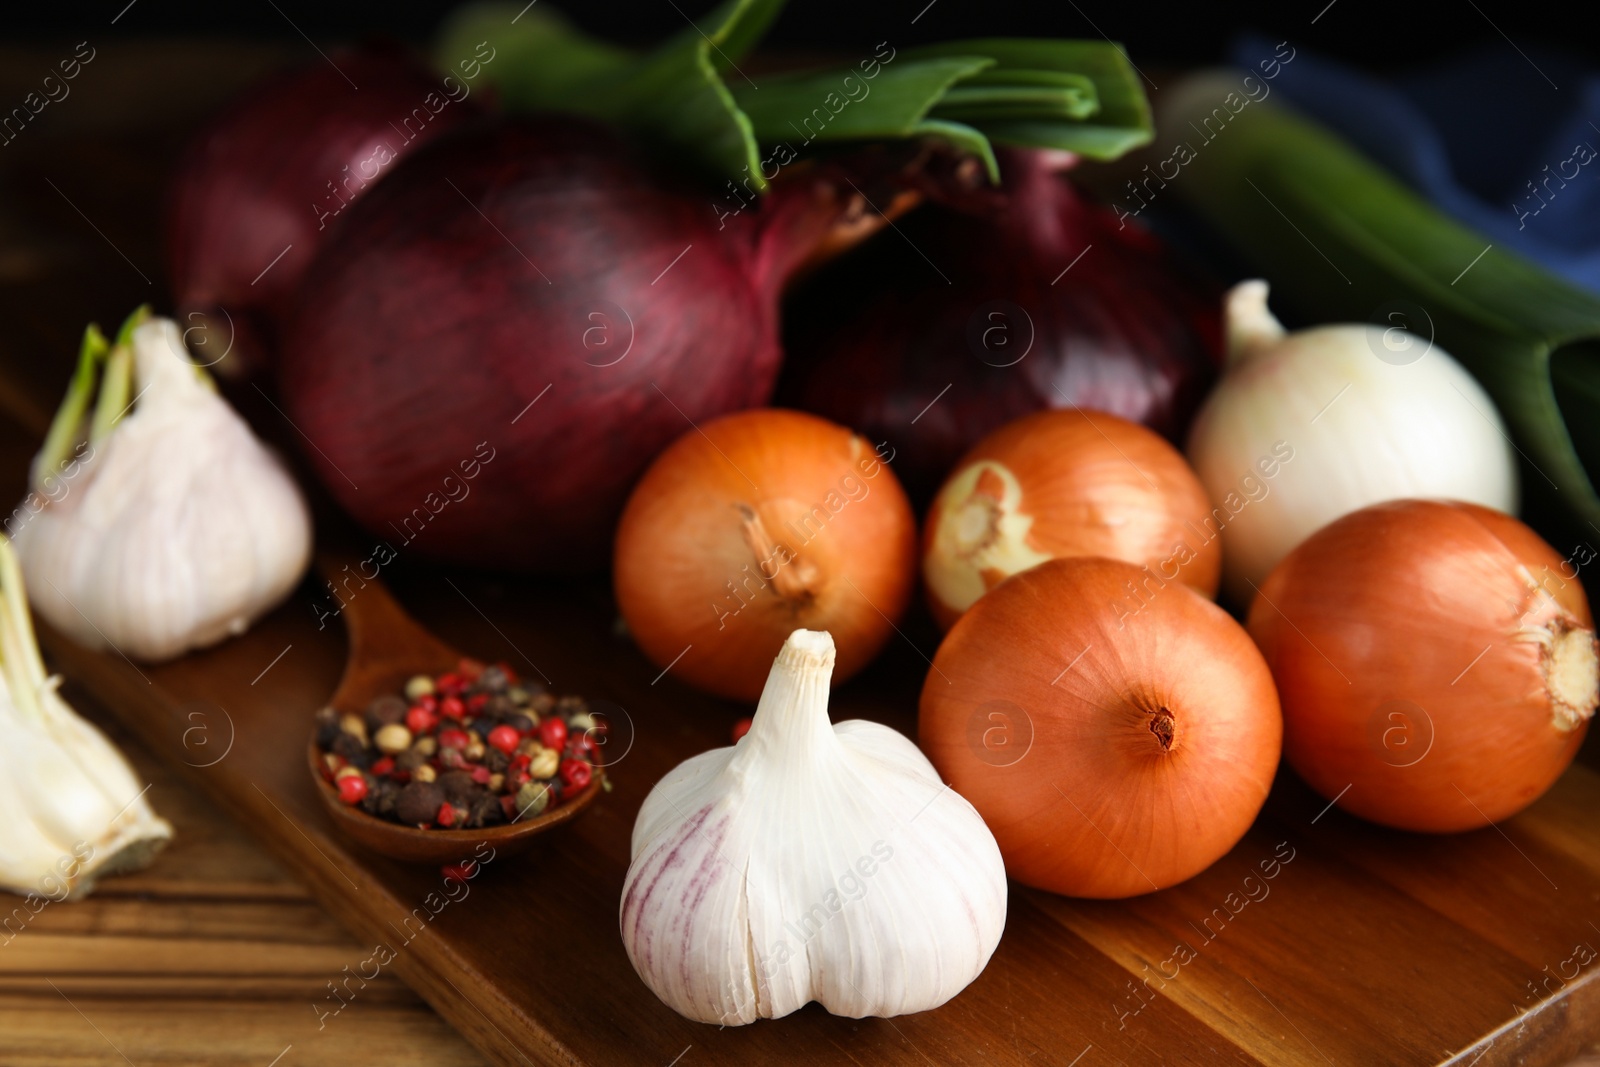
[
  {"x1": 0, "y1": 675, "x2": 172, "y2": 898},
  {"x1": 621, "y1": 629, "x2": 1007, "y2": 1025},
  {"x1": 1186, "y1": 280, "x2": 1518, "y2": 604},
  {"x1": 0, "y1": 536, "x2": 171, "y2": 899},
  {"x1": 15, "y1": 319, "x2": 311, "y2": 661}
]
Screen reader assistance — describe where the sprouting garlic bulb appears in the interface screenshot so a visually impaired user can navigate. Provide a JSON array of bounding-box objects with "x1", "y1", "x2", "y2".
[
  {"x1": 620, "y1": 629, "x2": 1007, "y2": 1025},
  {"x1": 1186, "y1": 280, "x2": 1518, "y2": 604},
  {"x1": 15, "y1": 317, "x2": 311, "y2": 661},
  {"x1": 0, "y1": 535, "x2": 171, "y2": 899}
]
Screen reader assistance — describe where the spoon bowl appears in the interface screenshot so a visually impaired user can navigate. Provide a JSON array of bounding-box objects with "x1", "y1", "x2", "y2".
[{"x1": 307, "y1": 552, "x2": 602, "y2": 864}]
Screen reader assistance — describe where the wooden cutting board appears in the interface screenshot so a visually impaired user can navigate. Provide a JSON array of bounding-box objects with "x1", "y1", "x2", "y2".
[
  {"x1": 12, "y1": 429, "x2": 1600, "y2": 1067},
  {"x1": 6, "y1": 37, "x2": 1600, "y2": 1067}
]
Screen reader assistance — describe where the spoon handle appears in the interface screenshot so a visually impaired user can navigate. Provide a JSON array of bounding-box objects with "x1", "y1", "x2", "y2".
[{"x1": 316, "y1": 548, "x2": 458, "y2": 708}]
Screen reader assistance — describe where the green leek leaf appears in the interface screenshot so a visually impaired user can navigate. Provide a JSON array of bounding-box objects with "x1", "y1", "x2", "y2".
[{"x1": 438, "y1": 4, "x2": 1152, "y2": 186}]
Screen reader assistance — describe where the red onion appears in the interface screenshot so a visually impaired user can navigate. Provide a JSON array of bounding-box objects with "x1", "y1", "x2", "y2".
[
  {"x1": 780, "y1": 150, "x2": 1222, "y2": 496},
  {"x1": 165, "y1": 44, "x2": 482, "y2": 376},
  {"x1": 279, "y1": 116, "x2": 877, "y2": 570}
]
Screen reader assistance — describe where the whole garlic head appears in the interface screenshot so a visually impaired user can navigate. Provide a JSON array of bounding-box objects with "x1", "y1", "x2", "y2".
[
  {"x1": 15, "y1": 317, "x2": 311, "y2": 661},
  {"x1": 620, "y1": 629, "x2": 1007, "y2": 1025}
]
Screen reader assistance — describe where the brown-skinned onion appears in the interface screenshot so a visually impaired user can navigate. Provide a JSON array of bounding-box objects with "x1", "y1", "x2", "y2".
[
  {"x1": 615, "y1": 409, "x2": 916, "y2": 702},
  {"x1": 1247, "y1": 499, "x2": 1598, "y2": 832},
  {"x1": 923, "y1": 408, "x2": 1220, "y2": 630},
  {"x1": 919, "y1": 557, "x2": 1281, "y2": 898}
]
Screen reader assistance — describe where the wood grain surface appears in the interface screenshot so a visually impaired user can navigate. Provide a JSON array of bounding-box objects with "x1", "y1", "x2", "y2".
[
  {"x1": 0, "y1": 680, "x2": 487, "y2": 1067},
  {"x1": 7, "y1": 34, "x2": 1600, "y2": 1067}
]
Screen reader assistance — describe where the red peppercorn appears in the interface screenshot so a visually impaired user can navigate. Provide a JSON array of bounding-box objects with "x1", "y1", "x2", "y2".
[
  {"x1": 337, "y1": 775, "x2": 369, "y2": 805},
  {"x1": 538, "y1": 717, "x2": 568, "y2": 750},
  {"x1": 568, "y1": 732, "x2": 596, "y2": 758},
  {"x1": 405, "y1": 705, "x2": 438, "y2": 735},
  {"x1": 437, "y1": 802, "x2": 457, "y2": 828},
  {"x1": 499, "y1": 794, "x2": 517, "y2": 818},
  {"x1": 512, "y1": 753, "x2": 532, "y2": 770},
  {"x1": 417, "y1": 692, "x2": 439, "y2": 714},
  {"x1": 438, "y1": 727, "x2": 471, "y2": 750},
  {"x1": 469, "y1": 764, "x2": 492, "y2": 785},
  {"x1": 370, "y1": 756, "x2": 395, "y2": 777},
  {"x1": 488, "y1": 724, "x2": 520, "y2": 754},
  {"x1": 458, "y1": 658, "x2": 485, "y2": 680},
  {"x1": 510, "y1": 768, "x2": 532, "y2": 788},
  {"x1": 440, "y1": 695, "x2": 467, "y2": 721},
  {"x1": 732, "y1": 717, "x2": 753, "y2": 742},
  {"x1": 467, "y1": 692, "x2": 491, "y2": 712},
  {"x1": 499, "y1": 663, "x2": 519, "y2": 685},
  {"x1": 437, "y1": 672, "x2": 467, "y2": 695},
  {"x1": 560, "y1": 759, "x2": 592, "y2": 791}
]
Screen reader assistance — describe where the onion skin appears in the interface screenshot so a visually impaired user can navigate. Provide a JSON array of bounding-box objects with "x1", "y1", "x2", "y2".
[
  {"x1": 614, "y1": 409, "x2": 916, "y2": 702},
  {"x1": 783, "y1": 149, "x2": 1221, "y2": 498},
  {"x1": 166, "y1": 46, "x2": 479, "y2": 375},
  {"x1": 281, "y1": 116, "x2": 801, "y2": 569},
  {"x1": 919, "y1": 557, "x2": 1281, "y2": 899},
  {"x1": 1248, "y1": 500, "x2": 1597, "y2": 833},
  {"x1": 923, "y1": 408, "x2": 1220, "y2": 630}
]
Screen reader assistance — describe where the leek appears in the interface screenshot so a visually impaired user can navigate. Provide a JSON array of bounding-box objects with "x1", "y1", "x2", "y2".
[
  {"x1": 1163, "y1": 72, "x2": 1600, "y2": 529},
  {"x1": 437, "y1": 1, "x2": 1152, "y2": 188}
]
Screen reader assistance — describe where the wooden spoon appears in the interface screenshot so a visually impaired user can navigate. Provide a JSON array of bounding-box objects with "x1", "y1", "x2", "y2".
[{"x1": 307, "y1": 550, "x2": 601, "y2": 864}]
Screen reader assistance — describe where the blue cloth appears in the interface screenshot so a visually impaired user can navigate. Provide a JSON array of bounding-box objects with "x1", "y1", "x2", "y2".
[{"x1": 1231, "y1": 34, "x2": 1600, "y2": 295}]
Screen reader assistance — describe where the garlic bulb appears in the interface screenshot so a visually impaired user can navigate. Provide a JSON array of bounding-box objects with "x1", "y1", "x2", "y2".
[
  {"x1": 15, "y1": 312, "x2": 311, "y2": 661},
  {"x1": 0, "y1": 534, "x2": 171, "y2": 899},
  {"x1": 1186, "y1": 280, "x2": 1518, "y2": 604},
  {"x1": 620, "y1": 629, "x2": 1007, "y2": 1025}
]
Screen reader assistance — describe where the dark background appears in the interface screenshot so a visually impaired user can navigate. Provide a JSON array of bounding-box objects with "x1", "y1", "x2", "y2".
[{"x1": 8, "y1": 0, "x2": 1598, "y2": 70}]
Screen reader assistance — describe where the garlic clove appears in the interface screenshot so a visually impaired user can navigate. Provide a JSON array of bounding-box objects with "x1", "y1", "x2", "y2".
[
  {"x1": 0, "y1": 535, "x2": 171, "y2": 899},
  {"x1": 621, "y1": 629, "x2": 1007, "y2": 1025},
  {"x1": 15, "y1": 317, "x2": 312, "y2": 662}
]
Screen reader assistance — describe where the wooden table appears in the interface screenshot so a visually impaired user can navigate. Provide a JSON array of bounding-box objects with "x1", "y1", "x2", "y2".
[{"x1": 0, "y1": 685, "x2": 486, "y2": 1067}]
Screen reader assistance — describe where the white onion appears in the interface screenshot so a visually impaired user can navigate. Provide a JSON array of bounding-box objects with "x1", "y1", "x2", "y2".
[{"x1": 1186, "y1": 280, "x2": 1517, "y2": 604}]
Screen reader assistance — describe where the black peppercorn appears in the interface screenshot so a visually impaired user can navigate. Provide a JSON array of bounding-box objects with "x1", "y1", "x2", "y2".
[
  {"x1": 365, "y1": 694, "x2": 408, "y2": 731},
  {"x1": 330, "y1": 732, "x2": 369, "y2": 768},
  {"x1": 438, "y1": 770, "x2": 477, "y2": 807},
  {"x1": 314, "y1": 706, "x2": 341, "y2": 749},
  {"x1": 396, "y1": 781, "x2": 446, "y2": 826}
]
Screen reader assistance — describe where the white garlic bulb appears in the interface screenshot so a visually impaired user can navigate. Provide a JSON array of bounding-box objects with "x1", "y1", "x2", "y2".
[
  {"x1": 620, "y1": 629, "x2": 1007, "y2": 1025},
  {"x1": 1186, "y1": 280, "x2": 1518, "y2": 604},
  {"x1": 0, "y1": 535, "x2": 171, "y2": 899},
  {"x1": 14, "y1": 315, "x2": 311, "y2": 662}
]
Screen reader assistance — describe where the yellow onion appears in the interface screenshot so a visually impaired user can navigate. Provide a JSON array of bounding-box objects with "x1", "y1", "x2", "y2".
[
  {"x1": 1249, "y1": 500, "x2": 1597, "y2": 832},
  {"x1": 923, "y1": 408, "x2": 1219, "y2": 629},
  {"x1": 615, "y1": 410, "x2": 916, "y2": 702},
  {"x1": 921, "y1": 557, "x2": 1281, "y2": 898}
]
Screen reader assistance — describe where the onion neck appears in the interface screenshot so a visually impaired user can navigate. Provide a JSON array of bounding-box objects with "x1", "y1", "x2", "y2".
[
  {"x1": 742, "y1": 155, "x2": 931, "y2": 306},
  {"x1": 737, "y1": 505, "x2": 821, "y2": 603},
  {"x1": 1224, "y1": 280, "x2": 1287, "y2": 368}
]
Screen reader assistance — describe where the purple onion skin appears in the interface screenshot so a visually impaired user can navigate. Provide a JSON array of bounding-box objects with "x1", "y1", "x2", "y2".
[
  {"x1": 280, "y1": 117, "x2": 783, "y2": 571},
  {"x1": 781, "y1": 151, "x2": 1222, "y2": 499},
  {"x1": 165, "y1": 45, "x2": 480, "y2": 375}
]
